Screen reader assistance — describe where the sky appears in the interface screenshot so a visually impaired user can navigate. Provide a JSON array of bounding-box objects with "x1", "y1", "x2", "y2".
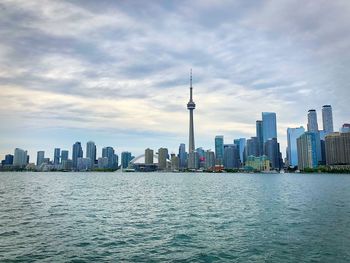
[{"x1": 1, "y1": 0, "x2": 349, "y2": 161}]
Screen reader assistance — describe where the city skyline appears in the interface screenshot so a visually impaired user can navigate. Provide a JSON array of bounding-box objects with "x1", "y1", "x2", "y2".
[{"x1": 1, "y1": 1, "x2": 350, "y2": 160}]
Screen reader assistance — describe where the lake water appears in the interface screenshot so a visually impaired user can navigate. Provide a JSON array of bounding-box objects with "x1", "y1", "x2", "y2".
[{"x1": 0, "y1": 172, "x2": 350, "y2": 262}]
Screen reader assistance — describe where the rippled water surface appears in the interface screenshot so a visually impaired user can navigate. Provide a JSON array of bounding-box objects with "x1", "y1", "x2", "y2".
[{"x1": 1, "y1": 172, "x2": 350, "y2": 262}]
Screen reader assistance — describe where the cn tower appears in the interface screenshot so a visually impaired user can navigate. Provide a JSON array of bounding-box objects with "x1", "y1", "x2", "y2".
[{"x1": 187, "y1": 69, "x2": 196, "y2": 153}]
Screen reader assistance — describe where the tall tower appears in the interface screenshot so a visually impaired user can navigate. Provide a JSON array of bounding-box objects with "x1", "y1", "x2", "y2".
[
  {"x1": 187, "y1": 70, "x2": 196, "y2": 153},
  {"x1": 307, "y1": 109, "x2": 318, "y2": 132},
  {"x1": 322, "y1": 105, "x2": 334, "y2": 135}
]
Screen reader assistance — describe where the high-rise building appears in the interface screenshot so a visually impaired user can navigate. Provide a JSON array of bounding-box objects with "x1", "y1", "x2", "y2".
[
  {"x1": 307, "y1": 109, "x2": 319, "y2": 132},
  {"x1": 98, "y1": 157, "x2": 109, "y2": 169},
  {"x1": 86, "y1": 141, "x2": 96, "y2": 165},
  {"x1": 1, "y1": 154, "x2": 13, "y2": 166},
  {"x1": 13, "y1": 148, "x2": 28, "y2": 167},
  {"x1": 237, "y1": 138, "x2": 246, "y2": 164},
  {"x1": 145, "y1": 148, "x2": 154, "y2": 165},
  {"x1": 77, "y1": 157, "x2": 93, "y2": 171},
  {"x1": 286, "y1": 127, "x2": 305, "y2": 167},
  {"x1": 256, "y1": 120, "x2": 264, "y2": 156},
  {"x1": 325, "y1": 132, "x2": 350, "y2": 166},
  {"x1": 54, "y1": 148, "x2": 60, "y2": 165},
  {"x1": 223, "y1": 144, "x2": 240, "y2": 169},
  {"x1": 102, "y1": 147, "x2": 118, "y2": 169},
  {"x1": 264, "y1": 138, "x2": 280, "y2": 170},
  {"x1": 178, "y1": 143, "x2": 187, "y2": 169},
  {"x1": 196, "y1": 147, "x2": 205, "y2": 168},
  {"x1": 246, "y1": 137, "x2": 259, "y2": 157},
  {"x1": 262, "y1": 112, "x2": 277, "y2": 143},
  {"x1": 188, "y1": 151, "x2": 199, "y2": 170},
  {"x1": 158, "y1": 148, "x2": 168, "y2": 170},
  {"x1": 297, "y1": 132, "x2": 318, "y2": 170},
  {"x1": 72, "y1": 142, "x2": 83, "y2": 169},
  {"x1": 322, "y1": 105, "x2": 334, "y2": 135},
  {"x1": 215, "y1": 135, "x2": 224, "y2": 165},
  {"x1": 121, "y1": 151, "x2": 133, "y2": 169},
  {"x1": 204, "y1": 150, "x2": 215, "y2": 170},
  {"x1": 170, "y1": 154, "x2": 179, "y2": 171},
  {"x1": 36, "y1": 151, "x2": 45, "y2": 166},
  {"x1": 187, "y1": 70, "x2": 196, "y2": 154},
  {"x1": 340, "y1": 123, "x2": 350, "y2": 133},
  {"x1": 61, "y1": 150, "x2": 69, "y2": 162}
]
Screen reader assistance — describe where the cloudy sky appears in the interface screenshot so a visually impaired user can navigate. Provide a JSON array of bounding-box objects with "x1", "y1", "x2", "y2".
[{"x1": 1, "y1": 0, "x2": 349, "y2": 161}]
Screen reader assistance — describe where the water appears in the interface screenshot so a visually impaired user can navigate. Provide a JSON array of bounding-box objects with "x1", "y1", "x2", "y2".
[{"x1": 0, "y1": 172, "x2": 350, "y2": 262}]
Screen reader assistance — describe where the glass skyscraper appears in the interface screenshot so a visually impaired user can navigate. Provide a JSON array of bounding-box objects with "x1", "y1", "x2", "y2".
[
  {"x1": 54, "y1": 148, "x2": 60, "y2": 165},
  {"x1": 215, "y1": 135, "x2": 224, "y2": 165},
  {"x1": 262, "y1": 112, "x2": 277, "y2": 143},
  {"x1": 322, "y1": 105, "x2": 334, "y2": 135},
  {"x1": 256, "y1": 120, "x2": 264, "y2": 156},
  {"x1": 72, "y1": 142, "x2": 83, "y2": 169},
  {"x1": 287, "y1": 126, "x2": 305, "y2": 167},
  {"x1": 307, "y1": 109, "x2": 319, "y2": 132},
  {"x1": 86, "y1": 141, "x2": 97, "y2": 165}
]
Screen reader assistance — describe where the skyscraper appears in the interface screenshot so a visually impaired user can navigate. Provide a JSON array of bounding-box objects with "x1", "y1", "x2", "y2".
[
  {"x1": 325, "y1": 132, "x2": 350, "y2": 166},
  {"x1": 215, "y1": 135, "x2": 224, "y2": 165},
  {"x1": 322, "y1": 105, "x2": 334, "y2": 135},
  {"x1": 102, "y1": 147, "x2": 118, "y2": 169},
  {"x1": 121, "y1": 151, "x2": 132, "y2": 169},
  {"x1": 61, "y1": 150, "x2": 69, "y2": 162},
  {"x1": 307, "y1": 109, "x2": 319, "y2": 132},
  {"x1": 72, "y1": 142, "x2": 83, "y2": 169},
  {"x1": 256, "y1": 120, "x2": 264, "y2": 156},
  {"x1": 37, "y1": 151, "x2": 45, "y2": 166},
  {"x1": 264, "y1": 138, "x2": 280, "y2": 170},
  {"x1": 187, "y1": 70, "x2": 196, "y2": 154},
  {"x1": 13, "y1": 148, "x2": 28, "y2": 167},
  {"x1": 145, "y1": 148, "x2": 154, "y2": 164},
  {"x1": 286, "y1": 127, "x2": 305, "y2": 167},
  {"x1": 178, "y1": 143, "x2": 187, "y2": 169},
  {"x1": 158, "y1": 148, "x2": 168, "y2": 170},
  {"x1": 262, "y1": 112, "x2": 277, "y2": 143},
  {"x1": 204, "y1": 150, "x2": 215, "y2": 170},
  {"x1": 297, "y1": 132, "x2": 318, "y2": 170},
  {"x1": 246, "y1": 137, "x2": 259, "y2": 157},
  {"x1": 223, "y1": 144, "x2": 240, "y2": 169},
  {"x1": 86, "y1": 141, "x2": 96, "y2": 165},
  {"x1": 54, "y1": 148, "x2": 60, "y2": 165},
  {"x1": 188, "y1": 151, "x2": 199, "y2": 170}
]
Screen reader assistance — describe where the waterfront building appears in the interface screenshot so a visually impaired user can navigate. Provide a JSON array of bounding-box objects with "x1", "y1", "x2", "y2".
[
  {"x1": 1, "y1": 154, "x2": 13, "y2": 166},
  {"x1": 188, "y1": 151, "x2": 199, "y2": 170},
  {"x1": 246, "y1": 137, "x2": 259, "y2": 157},
  {"x1": 307, "y1": 109, "x2": 319, "y2": 132},
  {"x1": 262, "y1": 112, "x2": 277, "y2": 143},
  {"x1": 86, "y1": 141, "x2": 96, "y2": 165},
  {"x1": 256, "y1": 120, "x2": 264, "y2": 156},
  {"x1": 13, "y1": 148, "x2": 28, "y2": 167},
  {"x1": 264, "y1": 138, "x2": 280, "y2": 170},
  {"x1": 245, "y1": 155, "x2": 270, "y2": 171},
  {"x1": 237, "y1": 138, "x2": 246, "y2": 164},
  {"x1": 158, "y1": 148, "x2": 169, "y2": 170},
  {"x1": 36, "y1": 151, "x2": 45, "y2": 166},
  {"x1": 170, "y1": 154, "x2": 179, "y2": 171},
  {"x1": 121, "y1": 151, "x2": 133, "y2": 169},
  {"x1": 297, "y1": 132, "x2": 318, "y2": 170},
  {"x1": 223, "y1": 144, "x2": 240, "y2": 169},
  {"x1": 187, "y1": 70, "x2": 196, "y2": 154},
  {"x1": 322, "y1": 105, "x2": 334, "y2": 135},
  {"x1": 204, "y1": 150, "x2": 215, "y2": 170},
  {"x1": 325, "y1": 132, "x2": 350, "y2": 166},
  {"x1": 61, "y1": 150, "x2": 69, "y2": 162},
  {"x1": 98, "y1": 157, "x2": 109, "y2": 169},
  {"x1": 77, "y1": 157, "x2": 92, "y2": 171},
  {"x1": 286, "y1": 127, "x2": 305, "y2": 167},
  {"x1": 102, "y1": 147, "x2": 118, "y2": 169},
  {"x1": 196, "y1": 147, "x2": 205, "y2": 168},
  {"x1": 61, "y1": 159, "x2": 73, "y2": 171},
  {"x1": 178, "y1": 143, "x2": 187, "y2": 169},
  {"x1": 340, "y1": 123, "x2": 350, "y2": 133},
  {"x1": 72, "y1": 142, "x2": 83, "y2": 169},
  {"x1": 145, "y1": 148, "x2": 154, "y2": 165},
  {"x1": 54, "y1": 148, "x2": 60, "y2": 165},
  {"x1": 215, "y1": 135, "x2": 224, "y2": 165}
]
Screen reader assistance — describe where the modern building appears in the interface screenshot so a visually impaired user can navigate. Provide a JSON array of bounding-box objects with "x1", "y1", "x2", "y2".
[
  {"x1": 72, "y1": 142, "x2": 83, "y2": 169},
  {"x1": 322, "y1": 105, "x2": 334, "y2": 135},
  {"x1": 245, "y1": 155, "x2": 270, "y2": 171},
  {"x1": 61, "y1": 150, "x2": 69, "y2": 162},
  {"x1": 187, "y1": 70, "x2": 196, "y2": 154},
  {"x1": 264, "y1": 138, "x2": 280, "y2": 170},
  {"x1": 178, "y1": 143, "x2": 187, "y2": 169},
  {"x1": 158, "y1": 148, "x2": 169, "y2": 170},
  {"x1": 61, "y1": 159, "x2": 73, "y2": 171},
  {"x1": 297, "y1": 132, "x2": 318, "y2": 170},
  {"x1": 54, "y1": 148, "x2": 60, "y2": 165},
  {"x1": 36, "y1": 151, "x2": 45, "y2": 166},
  {"x1": 1, "y1": 154, "x2": 13, "y2": 166},
  {"x1": 307, "y1": 109, "x2": 319, "y2": 132},
  {"x1": 102, "y1": 147, "x2": 118, "y2": 169},
  {"x1": 223, "y1": 144, "x2": 240, "y2": 169},
  {"x1": 262, "y1": 112, "x2": 277, "y2": 143},
  {"x1": 98, "y1": 157, "x2": 109, "y2": 169},
  {"x1": 325, "y1": 132, "x2": 350, "y2": 166},
  {"x1": 236, "y1": 138, "x2": 246, "y2": 164},
  {"x1": 246, "y1": 137, "x2": 259, "y2": 157},
  {"x1": 145, "y1": 148, "x2": 154, "y2": 165},
  {"x1": 340, "y1": 123, "x2": 350, "y2": 133},
  {"x1": 77, "y1": 157, "x2": 93, "y2": 171},
  {"x1": 215, "y1": 135, "x2": 224, "y2": 165},
  {"x1": 13, "y1": 148, "x2": 28, "y2": 167},
  {"x1": 286, "y1": 126, "x2": 305, "y2": 167},
  {"x1": 204, "y1": 150, "x2": 215, "y2": 170},
  {"x1": 121, "y1": 151, "x2": 133, "y2": 169},
  {"x1": 170, "y1": 154, "x2": 179, "y2": 171},
  {"x1": 86, "y1": 141, "x2": 96, "y2": 165},
  {"x1": 256, "y1": 120, "x2": 264, "y2": 156},
  {"x1": 188, "y1": 151, "x2": 199, "y2": 170},
  {"x1": 196, "y1": 147, "x2": 205, "y2": 168}
]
